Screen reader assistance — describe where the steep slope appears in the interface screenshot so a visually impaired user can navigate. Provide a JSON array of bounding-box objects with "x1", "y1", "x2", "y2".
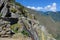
[
  {"x1": 26, "y1": 8, "x2": 60, "y2": 40},
  {"x1": 0, "y1": 0, "x2": 56, "y2": 40}
]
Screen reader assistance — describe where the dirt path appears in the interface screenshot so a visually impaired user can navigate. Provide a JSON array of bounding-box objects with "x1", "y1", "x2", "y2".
[
  {"x1": 0, "y1": 37, "x2": 32, "y2": 40},
  {"x1": 0, "y1": 38, "x2": 20, "y2": 40}
]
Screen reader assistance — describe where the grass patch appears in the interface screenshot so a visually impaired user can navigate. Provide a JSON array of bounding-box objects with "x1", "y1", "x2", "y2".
[
  {"x1": 10, "y1": 8, "x2": 17, "y2": 13},
  {"x1": 56, "y1": 34, "x2": 60, "y2": 40},
  {"x1": 0, "y1": 13, "x2": 2, "y2": 17},
  {"x1": 9, "y1": 0, "x2": 15, "y2": 3},
  {"x1": 10, "y1": 23, "x2": 22, "y2": 33},
  {"x1": 21, "y1": 29, "x2": 29, "y2": 36}
]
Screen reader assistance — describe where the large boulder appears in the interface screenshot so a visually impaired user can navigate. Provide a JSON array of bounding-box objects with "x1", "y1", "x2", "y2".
[{"x1": 11, "y1": 13, "x2": 19, "y2": 18}]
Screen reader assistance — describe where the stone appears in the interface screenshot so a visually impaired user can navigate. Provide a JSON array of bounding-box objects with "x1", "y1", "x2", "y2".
[
  {"x1": 6, "y1": 31, "x2": 10, "y2": 34},
  {"x1": 0, "y1": 27, "x2": 2, "y2": 32},
  {"x1": 0, "y1": 30, "x2": 6, "y2": 35},
  {"x1": 0, "y1": 0, "x2": 4, "y2": 6},
  {"x1": 11, "y1": 13, "x2": 19, "y2": 18},
  {"x1": 1, "y1": 3, "x2": 8, "y2": 17},
  {"x1": 6, "y1": 24, "x2": 10, "y2": 28}
]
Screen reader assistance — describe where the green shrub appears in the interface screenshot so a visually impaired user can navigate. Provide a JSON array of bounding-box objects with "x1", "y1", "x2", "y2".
[
  {"x1": 9, "y1": 0, "x2": 15, "y2": 3},
  {"x1": 15, "y1": 2, "x2": 22, "y2": 6},
  {"x1": 10, "y1": 8, "x2": 17, "y2": 13},
  {"x1": 10, "y1": 23, "x2": 21, "y2": 33},
  {"x1": 56, "y1": 34, "x2": 60, "y2": 40},
  {"x1": 28, "y1": 14, "x2": 33, "y2": 19},
  {"x1": 21, "y1": 29, "x2": 29, "y2": 36},
  {"x1": 15, "y1": 2, "x2": 24, "y2": 8},
  {"x1": 0, "y1": 13, "x2": 2, "y2": 17}
]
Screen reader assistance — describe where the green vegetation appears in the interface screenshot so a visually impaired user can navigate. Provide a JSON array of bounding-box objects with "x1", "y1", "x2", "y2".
[
  {"x1": 15, "y1": 2, "x2": 22, "y2": 6},
  {"x1": 10, "y1": 23, "x2": 21, "y2": 33},
  {"x1": 21, "y1": 29, "x2": 29, "y2": 36},
  {"x1": 29, "y1": 14, "x2": 33, "y2": 19},
  {"x1": 9, "y1": 0, "x2": 15, "y2": 3},
  {"x1": 57, "y1": 38, "x2": 60, "y2": 40},
  {"x1": 15, "y1": 2, "x2": 24, "y2": 10},
  {"x1": 10, "y1": 22, "x2": 29, "y2": 36},
  {"x1": 0, "y1": 13, "x2": 2, "y2": 17},
  {"x1": 56, "y1": 34, "x2": 60, "y2": 40},
  {"x1": 22, "y1": 9, "x2": 28, "y2": 17},
  {"x1": 10, "y1": 8, "x2": 17, "y2": 13}
]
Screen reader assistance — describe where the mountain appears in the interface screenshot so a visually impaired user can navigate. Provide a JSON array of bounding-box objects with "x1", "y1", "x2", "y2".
[
  {"x1": 0, "y1": 0, "x2": 57, "y2": 40},
  {"x1": 26, "y1": 8, "x2": 60, "y2": 40}
]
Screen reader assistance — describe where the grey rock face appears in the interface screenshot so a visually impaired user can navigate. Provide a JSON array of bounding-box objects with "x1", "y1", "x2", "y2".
[
  {"x1": 21, "y1": 17, "x2": 39, "y2": 40},
  {"x1": 0, "y1": 30, "x2": 6, "y2": 35},
  {"x1": 0, "y1": 24, "x2": 14, "y2": 37},
  {"x1": 0, "y1": 0, "x2": 4, "y2": 6},
  {"x1": 11, "y1": 12, "x2": 19, "y2": 18},
  {"x1": 0, "y1": 0, "x2": 56, "y2": 40},
  {"x1": 1, "y1": 3, "x2": 8, "y2": 17},
  {"x1": 0, "y1": 27, "x2": 2, "y2": 32}
]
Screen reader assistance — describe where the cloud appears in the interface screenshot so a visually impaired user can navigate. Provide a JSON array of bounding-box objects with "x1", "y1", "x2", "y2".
[
  {"x1": 50, "y1": 3, "x2": 56, "y2": 12},
  {"x1": 27, "y1": 3, "x2": 56, "y2": 12},
  {"x1": 27, "y1": 6, "x2": 43, "y2": 11},
  {"x1": 44, "y1": 3, "x2": 56, "y2": 12},
  {"x1": 44, "y1": 5, "x2": 51, "y2": 11}
]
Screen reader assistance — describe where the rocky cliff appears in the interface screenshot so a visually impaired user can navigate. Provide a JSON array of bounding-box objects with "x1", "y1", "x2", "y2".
[{"x1": 0, "y1": 0, "x2": 56, "y2": 40}]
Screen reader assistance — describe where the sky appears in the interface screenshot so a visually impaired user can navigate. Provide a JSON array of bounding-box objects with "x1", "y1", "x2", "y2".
[{"x1": 16, "y1": 0, "x2": 60, "y2": 12}]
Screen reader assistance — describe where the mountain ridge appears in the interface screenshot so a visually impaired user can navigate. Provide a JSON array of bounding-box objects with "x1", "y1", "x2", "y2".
[
  {"x1": 26, "y1": 8, "x2": 60, "y2": 40},
  {"x1": 0, "y1": 0, "x2": 57, "y2": 40}
]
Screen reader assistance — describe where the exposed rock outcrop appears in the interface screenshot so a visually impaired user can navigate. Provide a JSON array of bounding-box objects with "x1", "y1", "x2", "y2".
[{"x1": 0, "y1": 0, "x2": 56, "y2": 40}]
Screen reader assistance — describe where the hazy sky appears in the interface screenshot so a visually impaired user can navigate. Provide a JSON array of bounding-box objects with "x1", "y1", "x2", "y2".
[{"x1": 16, "y1": 0, "x2": 60, "y2": 11}]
